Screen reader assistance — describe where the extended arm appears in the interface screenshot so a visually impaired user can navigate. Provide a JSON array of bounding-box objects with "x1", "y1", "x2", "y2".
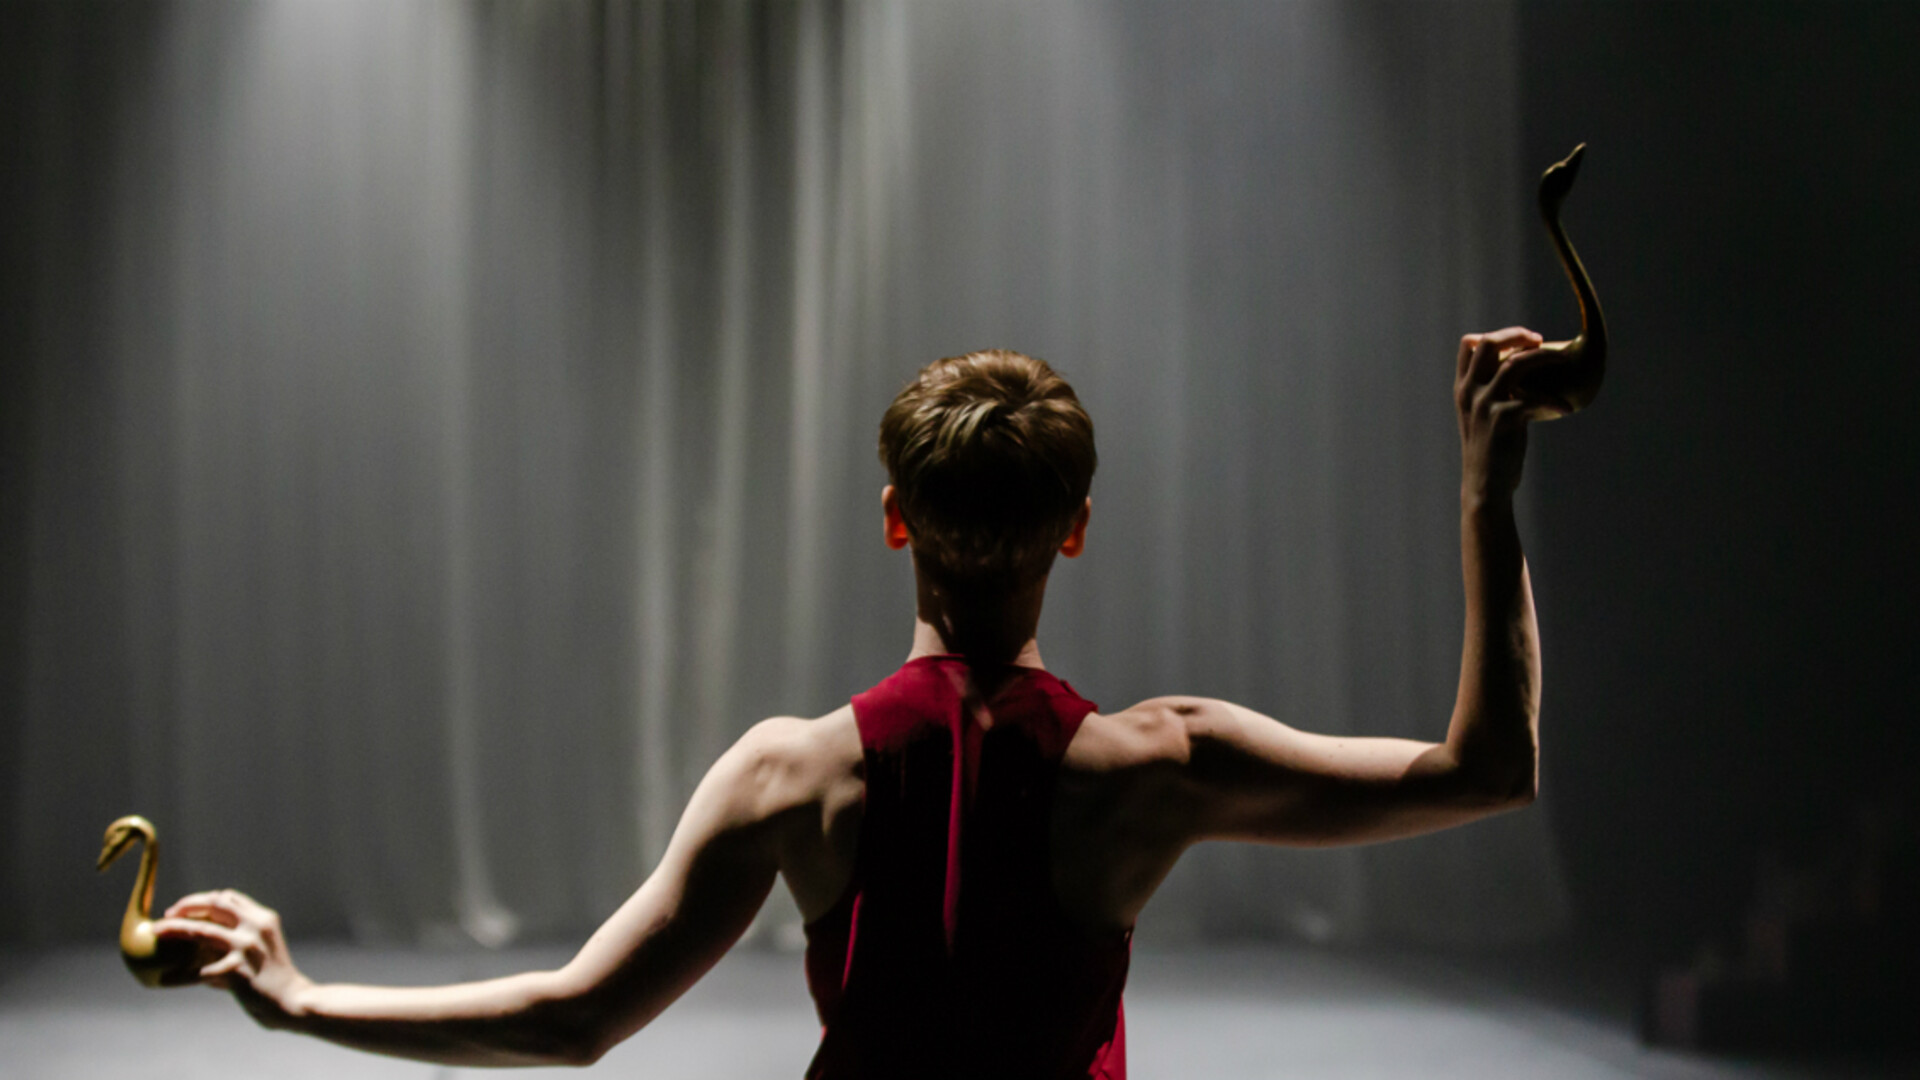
[
  {"x1": 1151, "y1": 327, "x2": 1555, "y2": 847},
  {"x1": 156, "y1": 721, "x2": 799, "y2": 1067}
]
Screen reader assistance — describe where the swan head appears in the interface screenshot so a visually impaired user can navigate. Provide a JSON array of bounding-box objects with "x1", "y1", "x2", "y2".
[
  {"x1": 97, "y1": 814, "x2": 155, "y2": 872},
  {"x1": 1537, "y1": 142, "x2": 1586, "y2": 218}
]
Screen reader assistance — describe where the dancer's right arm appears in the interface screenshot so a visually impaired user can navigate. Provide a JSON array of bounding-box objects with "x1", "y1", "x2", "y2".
[
  {"x1": 154, "y1": 716, "x2": 820, "y2": 1067},
  {"x1": 1082, "y1": 327, "x2": 1556, "y2": 862}
]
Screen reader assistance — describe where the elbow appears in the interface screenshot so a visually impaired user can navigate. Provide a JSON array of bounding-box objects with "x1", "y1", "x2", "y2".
[
  {"x1": 1450, "y1": 723, "x2": 1537, "y2": 812},
  {"x1": 1486, "y1": 759, "x2": 1538, "y2": 811},
  {"x1": 506, "y1": 1015, "x2": 607, "y2": 1068},
  {"x1": 1459, "y1": 778, "x2": 1534, "y2": 815},
  {"x1": 523, "y1": 975, "x2": 620, "y2": 1067},
  {"x1": 537, "y1": 1021, "x2": 612, "y2": 1069},
  {"x1": 1452, "y1": 753, "x2": 1536, "y2": 812},
  {"x1": 557, "y1": 1037, "x2": 609, "y2": 1069},
  {"x1": 557, "y1": 1005, "x2": 626, "y2": 1069},
  {"x1": 1505, "y1": 770, "x2": 1538, "y2": 809},
  {"x1": 1504, "y1": 737, "x2": 1540, "y2": 808},
  {"x1": 538, "y1": 1013, "x2": 609, "y2": 1069},
  {"x1": 564, "y1": 1012, "x2": 634, "y2": 1069}
]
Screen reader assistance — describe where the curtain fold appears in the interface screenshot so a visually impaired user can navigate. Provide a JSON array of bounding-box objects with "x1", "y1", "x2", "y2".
[{"x1": 4, "y1": 0, "x2": 1564, "y2": 947}]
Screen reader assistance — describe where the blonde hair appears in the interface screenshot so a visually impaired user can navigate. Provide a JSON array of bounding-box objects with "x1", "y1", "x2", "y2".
[{"x1": 878, "y1": 350, "x2": 1096, "y2": 586}]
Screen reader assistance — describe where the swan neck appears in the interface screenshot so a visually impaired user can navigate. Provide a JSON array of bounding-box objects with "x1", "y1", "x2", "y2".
[
  {"x1": 128, "y1": 829, "x2": 158, "y2": 921},
  {"x1": 1545, "y1": 215, "x2": 1606, "y2": 352}
]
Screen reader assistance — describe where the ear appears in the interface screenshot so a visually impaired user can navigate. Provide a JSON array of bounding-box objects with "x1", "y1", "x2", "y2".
[
  {"x1": 1058, "y1": 497, "x2": 1091, "y2": 558},
  {"x1": 881, "y1": 485, "x2": 912, "y2": 550}
]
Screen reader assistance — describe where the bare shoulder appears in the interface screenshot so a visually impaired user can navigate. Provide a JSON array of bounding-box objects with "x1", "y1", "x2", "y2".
[
  {"x1": 1057, "y1": 695, "x2": 1298, "y2": 848},
  {"x1": 1051, "y1": 697, "x2": 1236, "y2": 927},
  {"x1": 1056, "y1": 696, "x2": 1236, "y2": 843},
  {"x1": 1064, "y1": 695, "x2": 1234, "y2": 774},
  {"x1": 717, "y1": 707, "x2": 862, "y2": 823},
  {"x1": 730, "y1": 707, "x2": 863, "y2": 921}
]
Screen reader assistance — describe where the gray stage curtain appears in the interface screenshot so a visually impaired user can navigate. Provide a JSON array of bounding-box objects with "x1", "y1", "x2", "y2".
[{"x1": 3, "y1": 0, "x2": 1566, "y2": 948}]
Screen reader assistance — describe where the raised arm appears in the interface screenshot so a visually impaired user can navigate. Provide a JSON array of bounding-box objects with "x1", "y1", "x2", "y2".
[
  {"x1": 155, "y1": 718, "x2": 809, "y2": 1067},
  {"x1": 1131, "y1": 327, "x2": 1557, "y2": 848}
]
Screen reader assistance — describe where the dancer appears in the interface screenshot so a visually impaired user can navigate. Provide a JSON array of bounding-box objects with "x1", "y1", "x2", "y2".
[{"x1": 158, "y1": 328, "x2": 1557, "y2": 1076}]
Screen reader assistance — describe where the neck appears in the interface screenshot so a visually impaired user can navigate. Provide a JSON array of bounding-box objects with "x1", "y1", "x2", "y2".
[
  {"x1": 904, "y1": 563, "x2": 1048, "y2": 669},
  {"x1": 907, "y1": 617, "x2": 1045, "y2": 669}
]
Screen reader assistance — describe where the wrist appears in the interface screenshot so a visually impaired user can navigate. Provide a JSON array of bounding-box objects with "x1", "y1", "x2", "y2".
[
  {"x1": 1461, "y1": 485, "x2": 1522, "y2": 582},
  {"x1": 275, "y1": 973, "x2": 318, "y2": 1024},
  {"x1": 1460, "y1": 485, "x2": 1515, "y2": 519}
]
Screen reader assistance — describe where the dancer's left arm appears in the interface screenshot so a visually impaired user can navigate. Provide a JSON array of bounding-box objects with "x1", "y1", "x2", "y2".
[{"x1": 155, "y1": 720, "x2": 798, "y2": 1067}]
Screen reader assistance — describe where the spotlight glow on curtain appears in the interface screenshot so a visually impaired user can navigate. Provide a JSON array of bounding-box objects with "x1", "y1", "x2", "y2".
[{"x1": 5, "y1": 0, "x2": 1566, "y2": 947}]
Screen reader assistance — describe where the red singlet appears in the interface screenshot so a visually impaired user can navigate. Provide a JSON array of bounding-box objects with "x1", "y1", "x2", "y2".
[{"x1": 803, "y1": 656, "x2": 1130, "y2": 1080}]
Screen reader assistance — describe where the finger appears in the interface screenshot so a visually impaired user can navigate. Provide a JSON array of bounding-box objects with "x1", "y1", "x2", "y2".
[
  {"x1": 1483, "y1": 346, "x2": 1569, "y2": 405},
  {"x1": 1478, "y1": 326, "x2": 1545, "y2": 356},
  {"x1": 166, "y1": 888, "x2": 258, "y2": 927},
  {"x1": 221, "y1": 890, "x2": 278, "y2": 928},
  {"x1": 164, "y1": 891, "x2": 230, "y2": 918},
  {"x1": 1466, "y1": 337, "x2": 1504, "y2": 390},
  {"x1": 153, "y1": 918, "x2": 245, "y2": 951},
  {"x1": 1457, "y1": 334, "x2": 1482, "y2": 381},
  {"x1": 1488, "y1": 398, "x2": 1533, "y2": 425},
  {"x1": 165, "y1": 904, "x2": 240, "y2": 929},
  {"x1": 165, "y1": 895, "x2": 241, "y2": 928},
  {"x1": 201, "y1": 950, "x2": 248, "y2": 980}
]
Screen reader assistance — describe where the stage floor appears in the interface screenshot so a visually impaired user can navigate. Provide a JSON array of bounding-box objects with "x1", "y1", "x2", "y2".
[{"x1": 0, "y1": 942, "x2": 1901, "y2": 1079}]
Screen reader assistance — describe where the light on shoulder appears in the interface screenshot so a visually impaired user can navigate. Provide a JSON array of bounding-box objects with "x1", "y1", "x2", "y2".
[
  {"x1": 712, "y1": 709, "x2": 858, "y2": 823},
  {"x1": 1069, "y1": 696, "x2": 1226, "y2": 772}
]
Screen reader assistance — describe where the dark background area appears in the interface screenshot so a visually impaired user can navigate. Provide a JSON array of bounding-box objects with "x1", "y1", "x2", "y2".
[
  {"x1": 1518, "y1": 1, "x2": 1920, "y2": 957},
  {"x1": 4, "y1": 1, "x2": 1918, "y2": 966},
  {"x1": 1, "y1": 2, "x2": 170, "y2": 939}
]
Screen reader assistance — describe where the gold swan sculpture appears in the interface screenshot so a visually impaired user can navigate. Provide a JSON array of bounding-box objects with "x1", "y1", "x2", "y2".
[
  {"x1": 97, "y1": 815, "x2": 200, "y2": 987},
  {"x1": 1516, "y1": 143, "x2": 1609, "y2": 419}
]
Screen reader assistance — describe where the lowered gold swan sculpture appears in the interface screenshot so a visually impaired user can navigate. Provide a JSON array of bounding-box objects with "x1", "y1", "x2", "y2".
[
  {"x1": 97, "y1": 815, "x2": 200, "y2": 987},
  {"x1": 1515, "y1": 143, "x2": 1609, "y2": 419}
]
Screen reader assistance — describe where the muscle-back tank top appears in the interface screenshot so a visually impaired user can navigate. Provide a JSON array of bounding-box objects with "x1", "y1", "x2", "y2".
[{"x1": 803, "y1": 656, "x2": 1130, "y2": 1080}]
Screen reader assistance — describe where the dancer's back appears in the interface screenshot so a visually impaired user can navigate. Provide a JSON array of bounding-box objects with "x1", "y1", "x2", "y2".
[{"x1": 802, "y1": 656, "x2": 1127, "y2": 1079}]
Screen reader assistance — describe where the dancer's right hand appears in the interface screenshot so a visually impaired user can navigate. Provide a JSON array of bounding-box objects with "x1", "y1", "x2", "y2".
[
  {"x1": 155, "y1": 889, "x2": 313, "y2": 1028},
  {"x1": 1454, "y1": 326, "x2": 1559, "y2": 501}
]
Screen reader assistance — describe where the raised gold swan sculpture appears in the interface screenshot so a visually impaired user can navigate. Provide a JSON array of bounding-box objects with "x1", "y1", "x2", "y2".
[
  {"x1": 1516, "y1": 143, "x2": 1609, "y2": 419},
  {"x1": 97, "y1": 814, "x2": 199, "y2": 987}
]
